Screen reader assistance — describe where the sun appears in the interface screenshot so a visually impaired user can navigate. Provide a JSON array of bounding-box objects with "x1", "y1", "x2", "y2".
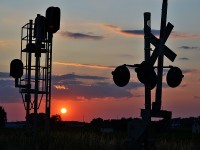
[{"x1": 61, "y1": 107, "x2": 67, "y2": 114}]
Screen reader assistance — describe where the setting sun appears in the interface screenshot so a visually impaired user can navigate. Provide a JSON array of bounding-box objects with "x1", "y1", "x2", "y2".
[{"x1": 61, "y1": 108, "x2": 67, "y2": 114}]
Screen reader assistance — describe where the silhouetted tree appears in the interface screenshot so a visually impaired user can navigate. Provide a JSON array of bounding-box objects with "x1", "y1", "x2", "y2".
[
  {"x1": 0, "y1": 106, "x2": 7, "y2": 127},
  {"x1": 90, "y1": 117, "x2": 103, "y2": 127},
  {"x1": 51, "y1": 114, "x2": 61, "y2": 123}
]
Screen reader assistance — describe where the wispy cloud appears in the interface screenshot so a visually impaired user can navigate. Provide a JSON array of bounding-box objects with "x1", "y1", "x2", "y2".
[
  {"x1": 171, "y1": 33, "x2": 200, "y2": 39},
  {"x1": 194, "y1": 96, "x2": 200, "y2": 99},
  {"x1": 179, "y1": 46, "x2": 200, "y2": 50},
  {"x1": 182, "y1": 69, "x2": 197, "y2": 75},
  {"x1": 103, "y1": 24, "x2": 200, "y2": 39},
  {"x1": 53, "y1": 62, "x2": 114, "y2": 70},
  {"x1": 120, "y1": 29, "x2": 160, "y2": 36},
  {"x1": 60, "y1": 31, "x2": 104, "y2": 40},
  {"x1": 179, "y1": 57, "x2": 190, "y2": 60}
]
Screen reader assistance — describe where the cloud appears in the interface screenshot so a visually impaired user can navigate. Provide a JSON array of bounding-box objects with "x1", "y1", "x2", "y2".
[
  {"x1": 0, "y1": 73, "x2": 21, "y2": 103},
  {"x1": 52, "y1": 73, "x2": 108, "y2": 83},
  {"x1": 60, "y1": 31, "x2": 104, "y2": 40},
  {"x1": 0, "y1": 72, "x2": 137, "y2": 103},
  {"x1": 194, "y1": 96, "x2": 200, "y2": 99},
  {"x1": 120, "y1": 29, "x2": 160, "y2": 36},
  {"x1": 118, "y1": 54, "x2": 134, "y2": 58},
  {"x1": 103, "y1": 24, "x2": 200, "y2": 39},
  {"x1": 171, "y1": 33, "x2": 200, "y2": 39},
  {"x1": 182, "y1": 69, "x2": 197, "y2": 74},
  {"x1": 103, "y1": 24, "x2": 121, "y2": 30},
  {"x1": 51, "y1": 73, "x2": 136, "y2": 100},
  {"x1": 0, "y1": 72, "x2": 10, "y2": 78},
  {"x1": 179, "y1": 57, "x2": 190, "y2": 60},
  {"x1": 179, "y1": 46, "x2": 200, "y2": 50},
  {"x1": 53, "y1": 62, "x2": 114, "y2": 70}
]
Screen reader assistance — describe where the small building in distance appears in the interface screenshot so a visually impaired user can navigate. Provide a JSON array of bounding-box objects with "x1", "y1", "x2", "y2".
[{"x1": 192, "y1": 121, "x2": 200, "y2": 134}]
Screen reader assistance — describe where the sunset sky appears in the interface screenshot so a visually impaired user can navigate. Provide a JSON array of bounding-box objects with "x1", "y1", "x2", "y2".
[{"x1": 0, "y1": 0, "x2": 200, "y2": 122}]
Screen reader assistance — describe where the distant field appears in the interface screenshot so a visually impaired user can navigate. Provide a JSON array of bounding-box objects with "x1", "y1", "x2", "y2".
[{"x1": 0, "y1": 128, "x2": 200, "y2": 150}]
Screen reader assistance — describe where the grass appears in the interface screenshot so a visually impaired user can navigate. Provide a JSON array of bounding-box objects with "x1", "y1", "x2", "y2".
[
  {"x1": 156, "y1": 128, "x2": 200, "y2": 150},
  {"x1": 0, "y1": 128, "x2": 200, "y2": 150}
]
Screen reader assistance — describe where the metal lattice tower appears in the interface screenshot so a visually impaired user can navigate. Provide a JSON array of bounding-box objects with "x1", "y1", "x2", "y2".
[
  {"x1": 10, "y1": 7, "x2": 60, "y2": 135},
  {"x1": 19, "y1": 19, "x2": 53, "y2": 133}
]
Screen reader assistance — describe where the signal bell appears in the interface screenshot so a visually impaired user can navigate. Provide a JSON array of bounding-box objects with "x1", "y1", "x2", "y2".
[
  {"x1": 135, "y1": 61, "x2": 157, "y2": 89},
  {"x1": 166, "y1": 67, "x2": 184, "y2": 88},
  {"x1": 112, "y1": 65, "x2": 130, "y2": 87},
  {"x1": 46, "y1": 7, "x2": 61, "y2": 33},
  {"x1": 10, "y1": 59, "x2": 24, "y2": 78}
]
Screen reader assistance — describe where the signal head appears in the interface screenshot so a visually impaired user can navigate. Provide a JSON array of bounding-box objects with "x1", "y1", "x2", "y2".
[
  {"x1": 112, "y1": 65, "x2": 130, "y2": 87},
  {"x1": 135, "y1": 61, "x2": 157, "y2": 89},
  {"x1": 34, "y1": 14, "x2": 47, "y2": 40},
  {"x1": 10, "y1": 59, "x2": 24, "y2": 78},
  {"x1": 46, "y1": 7, "x2": 61, "y2": 33},
  {"x1": 166, "y1": 67, "x2": 184, "y2": 88}
]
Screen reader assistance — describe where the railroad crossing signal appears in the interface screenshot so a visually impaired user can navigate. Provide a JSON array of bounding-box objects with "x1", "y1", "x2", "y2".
[
  {"x1": 112, "y1": 0, "x2": 184, "y2": 149},
  {"x1": 149, "y1": 22, "x2": 177, "y2": 65}
]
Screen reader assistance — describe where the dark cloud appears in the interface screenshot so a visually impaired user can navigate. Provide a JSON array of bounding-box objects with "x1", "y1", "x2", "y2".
[
  {"x1": 51, "y1": 74, "x2": 144, "y2": 100},
  {"x1": 179, "y1": 46, "x2": 200, "y2": 50},
  {"x1": 119, "y1": 54, "x2": 134, "y2": 58},
  {"x1": 179, "y1": 57, "x2": 190, "y2": 60},
  {"x1": 0, "y1": 73, "x2": 21, "y2": 103},
  {"x1": 61, "y1": 73, "x2": 107, "y2": 80},
  {"x1": 0, "y1": 73, "x2": 139, "y2": 103},
  {"x1": 194, "y1": 96, "x2": 200, "y2": 99},
  {"x1": 60, "y1": 31, "x2": 104, "y2": 40},
  {"x1": 120, "y1": 29, "x2": 160, "y2": 36},
  {"x1": 0, "y1": 72, "x2": 10, "y2": 78},
  {"x1": 52, "y1": 81, "x2": 133, "y2": 100}
]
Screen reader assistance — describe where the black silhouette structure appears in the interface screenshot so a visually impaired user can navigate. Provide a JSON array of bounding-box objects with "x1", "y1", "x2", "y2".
[
  {"x1": 10, "y1": 7, "x2": 60, "y2": 135},
  {"x1": 112, "y1": 0, "x2": 184, "y2": 149},
  {"x1": 0, "y1": 106, "x2": 7, "y2": 128}
]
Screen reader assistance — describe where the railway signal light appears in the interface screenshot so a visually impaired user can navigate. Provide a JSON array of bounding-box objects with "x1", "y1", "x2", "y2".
[
  {"x1": 10, "y1": 59, "x2": 24, "y2": 78},
  {"x1": 46, "y1": 7, "x2": 60, "y2": 33},
  {"x1": 34, "y1": 14, "x2": 47, "y2": 40},
  {"x1": 112, "y1": 65, "x2": 130, "y2": 87},
  {"x1": 166, "y1": 67, "x2": 184, "y2": 88},
  {"x1": 135, "y1": 61, "x2": 157, "y2": 89}
]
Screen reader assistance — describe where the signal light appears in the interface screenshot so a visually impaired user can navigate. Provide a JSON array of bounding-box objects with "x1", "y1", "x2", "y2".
[
  {"x1": 46, "y1": 7, "x2": 60, "y2": 33},
  {"x1": 135, "y1": 61, "x2": 157, "y2": 89},
  {"x1": 166, "y1": 67, "x2": 184, "y2": 88},
  {"x1": 112, "y1": 65, "x2": 130, "y2": 87},
  {"x1": 34, "y1": 14, "x2": 47, "y2": 40},
  {"x1": 10, "y1": 59, "x2": 24, "y2": 78}
]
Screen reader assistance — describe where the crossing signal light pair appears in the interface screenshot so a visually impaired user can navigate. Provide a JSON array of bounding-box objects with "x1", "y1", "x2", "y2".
[
  {"x1": 112, "y1": 61, "x2": 184, "y2": 89},
  {"x1": 112, "y1": 61, "x2": 156, "y2": 89}
]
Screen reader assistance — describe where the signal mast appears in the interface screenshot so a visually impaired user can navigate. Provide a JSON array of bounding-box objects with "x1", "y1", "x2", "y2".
[{"x1": 10, "y1": 7, "x2": 61, "y2": 134}]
